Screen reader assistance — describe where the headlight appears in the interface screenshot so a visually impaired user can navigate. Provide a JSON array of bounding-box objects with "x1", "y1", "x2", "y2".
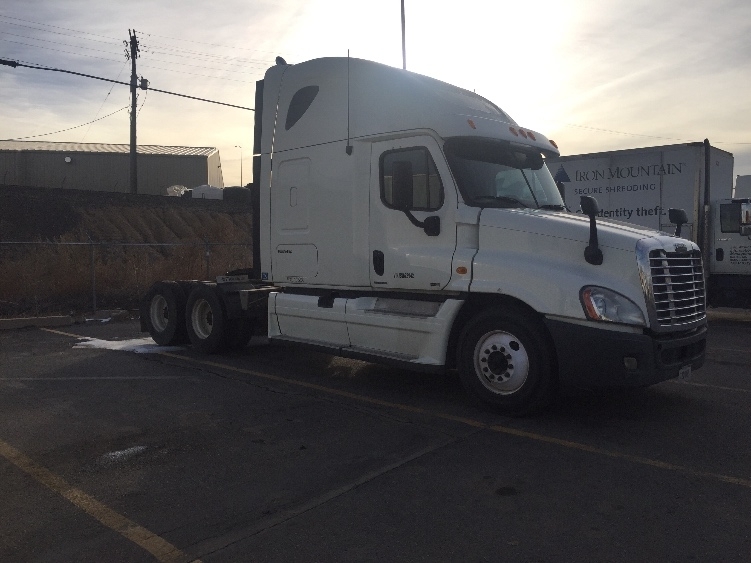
[{"x1": 580, "y1": 286, "x2": 646, "y2": 326}]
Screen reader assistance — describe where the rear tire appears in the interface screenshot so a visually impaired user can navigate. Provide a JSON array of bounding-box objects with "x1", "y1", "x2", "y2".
[
  {"x1": 140, "y1": 282, "x2": 188, "y2": 346},
  {"x1": 458, "y1": 310, "x2": 555, "y2": 416},
  {"x1": 185, "y1": 285, "x2": 227, "y2": 354}
]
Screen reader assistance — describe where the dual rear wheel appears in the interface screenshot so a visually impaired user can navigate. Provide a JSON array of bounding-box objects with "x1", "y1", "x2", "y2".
[{"x1": 143, "y1": 283, "x2": 253, "y2": 353}]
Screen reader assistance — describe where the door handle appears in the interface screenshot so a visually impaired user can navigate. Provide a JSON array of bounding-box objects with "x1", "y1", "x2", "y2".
[{"x1": 373, "y1": 250, "x2": 384, "y2": 276}]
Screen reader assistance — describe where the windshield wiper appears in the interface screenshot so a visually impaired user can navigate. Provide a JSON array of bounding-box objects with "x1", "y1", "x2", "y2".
[
  {"x1": 472, "y1": 195, "x2": 528, "y2": 208},
  {"x1": 539, "y1": 204, "x2": 565, "y2": 211}
]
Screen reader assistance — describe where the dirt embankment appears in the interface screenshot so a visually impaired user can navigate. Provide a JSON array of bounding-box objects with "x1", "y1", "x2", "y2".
[{"x1": 0, "y1": 186, "x2": 254, "y2": 316}]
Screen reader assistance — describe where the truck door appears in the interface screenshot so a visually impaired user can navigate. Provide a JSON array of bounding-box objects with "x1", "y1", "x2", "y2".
[{"x1": 368, "y1": 137, "x2": 457, "y2": 290}]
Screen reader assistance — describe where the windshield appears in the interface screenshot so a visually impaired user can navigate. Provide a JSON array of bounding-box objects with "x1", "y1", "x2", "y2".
[{"x1": 444, "y1": 137, "x2": 564, "y2": 210}]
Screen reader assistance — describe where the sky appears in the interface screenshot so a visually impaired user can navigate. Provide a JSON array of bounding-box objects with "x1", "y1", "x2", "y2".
[{"x1": 2, "y1": 0, "x2": 750, "y2": 190}]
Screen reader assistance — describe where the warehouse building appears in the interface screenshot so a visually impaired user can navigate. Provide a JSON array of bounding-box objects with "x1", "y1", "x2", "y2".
[{"x1": 0, "y1": 141, "x2": 224, "y2": 195}]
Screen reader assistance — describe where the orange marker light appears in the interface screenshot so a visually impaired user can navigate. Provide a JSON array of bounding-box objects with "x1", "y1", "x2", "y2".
[
  {"x1": 456, "y1": 266, "x2": 468, "y2": 275},
  {"x1": 467, "y1": 119, "x2": 476, "y2": 129},
  {"x1": 519, "y1": 129, "x2": 528, "y2": 138},
  {"x1": 527, "y1": 131, "x2": 536, "y2": 141},
  {"x1": 509, "y1": 127, "x2": 519, "y2": 136},
  {"x1": 549, "y1": 139, "x2": 558, "y2": 149}
]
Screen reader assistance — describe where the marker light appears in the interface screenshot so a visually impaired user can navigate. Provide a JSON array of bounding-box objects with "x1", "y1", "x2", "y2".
[
  {"x1": 467, "y1": 119, "x2": 476, "y2": 129},
  {"x1": 509, "y1": 127, "x2": 519, "y2": 136},
  {"x1": 549, "y1": 139, "x2": 558, "y2": 149},
  {"x1": 519, "y1": 129, "x2": 528, "y2": 138},
  {"x1": 527, "y1": 131, "x2": 536, "y2": 141},
  {"x1": 456, "y1": 266, "x2": 468, "y2": 274}
]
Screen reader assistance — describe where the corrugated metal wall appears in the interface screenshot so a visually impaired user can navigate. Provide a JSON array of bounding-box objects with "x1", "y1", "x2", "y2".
[{"x1": 0, "y1": 151, "x2": 224, "y2": 194}]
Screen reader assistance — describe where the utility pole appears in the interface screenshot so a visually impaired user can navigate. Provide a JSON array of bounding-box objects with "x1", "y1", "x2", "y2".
[
  {"x1": 127, "y1": 29, "x2": 139, "y2": 194},
  {"x1": 401, "y1": 0, "x2": 406, "y2": 70}
]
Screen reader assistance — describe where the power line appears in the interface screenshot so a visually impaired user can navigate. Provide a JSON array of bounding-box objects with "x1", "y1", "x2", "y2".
[
  {"x1": 82, "y1": 60, "x2": 128, "y2": 142},
  {"x1": 0, "y1": 58, "x2": 255, "y2": 110},
  {"x1": 2, "y1": 31, "x2": 123, "y2": 54},
  {"x1": 1, "y1": 105, "x2": 129, "y2": 140},
  {"x1": 0, "y1": 16, "x2": 286, "y2": 61},
  {"x1": 136, "y1": 29, "x2": 283, "y2": 57},
  {"x1": 138, "y1": 63, "x2": 261, "y2": 84},
  {"x1": 1, "y1": 38, "x2": 123, "y2": 64},
  {"x1": 0, "y1": 15, "x2": 120, "y2": 42},
  {"x1": 137, "y1": 88, "x2": 148, "y2": 117},
  {"x1": 561, "y1": 123, "x2": 751, "y2": 146},
  {"x1": 2, "y1": 31, "x2": 270, "y2": 74}
]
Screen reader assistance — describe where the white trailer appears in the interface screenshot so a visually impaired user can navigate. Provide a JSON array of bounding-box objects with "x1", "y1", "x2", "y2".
[
  {"x1": 141, "y1": 57, "x2": 708, "y2": 415},
  {"x1": 547, "y1": 144, "x2": 751, "y2": 307}
]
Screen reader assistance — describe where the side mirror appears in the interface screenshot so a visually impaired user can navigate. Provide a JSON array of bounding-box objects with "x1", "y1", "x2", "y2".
[
  {"x1": 668, "y1": 208, "x2": 688, "y2": 237},
  {"x1": 580, "y1": 195, "x2": 599, "y2": 216},
  {"x1": 580, "y1": 196, "x2": 603, "y2": 265}
]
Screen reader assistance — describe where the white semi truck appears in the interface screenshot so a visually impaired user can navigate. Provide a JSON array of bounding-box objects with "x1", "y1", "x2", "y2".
[
  {"x1": 141, "y1": 57, "x2": 707, "y2": 414},
  {"x1": 546, "y1": 143, "x2": 751, "y2": 307}
]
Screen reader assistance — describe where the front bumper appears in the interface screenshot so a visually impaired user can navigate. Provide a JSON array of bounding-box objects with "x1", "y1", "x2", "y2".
[{"x1": 544, "y1": 318, "x2": 707, "y2": 388}]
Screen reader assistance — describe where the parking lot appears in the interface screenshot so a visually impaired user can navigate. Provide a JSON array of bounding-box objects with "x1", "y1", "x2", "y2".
[{"x1": 1, "y1": 317, "x2": 750, "y2": 562}]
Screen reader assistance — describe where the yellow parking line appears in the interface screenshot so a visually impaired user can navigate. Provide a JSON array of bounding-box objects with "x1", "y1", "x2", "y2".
[
  {"x1": 40, "y1": 327, "x2": 84, "y2": 338},
  {"x1": 0, "y1": 439, "x2": 200, "y2": 563},
  {"x1": 158, "y1": 352, "x2": 751, "y2": 491}
]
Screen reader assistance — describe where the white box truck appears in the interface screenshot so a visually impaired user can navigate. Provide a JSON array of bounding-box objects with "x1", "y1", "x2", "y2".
[
  {"x1": 546, "y1": 143, "x2": 751, "y2": 308},
  {"x1": 736, "y1": 175, "x2": 751, "y2": 199},
  {"x1": 141, "y1": 57, "x2": 707, "y2": 415}
]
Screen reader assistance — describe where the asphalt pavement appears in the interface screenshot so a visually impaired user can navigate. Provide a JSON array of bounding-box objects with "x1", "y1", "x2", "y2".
[{"x1": 0, "y1": 318, "x2": 749, "y2": 562}]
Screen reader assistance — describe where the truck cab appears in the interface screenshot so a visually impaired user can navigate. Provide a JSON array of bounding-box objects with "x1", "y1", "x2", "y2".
[{"x1": 143, "y1": 57, "x2": 708, "y2": 415}]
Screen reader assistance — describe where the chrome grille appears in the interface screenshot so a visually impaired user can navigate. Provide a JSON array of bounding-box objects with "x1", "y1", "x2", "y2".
[{"x1": 649, "y1": 249, "x2": 706, "y2": 327}]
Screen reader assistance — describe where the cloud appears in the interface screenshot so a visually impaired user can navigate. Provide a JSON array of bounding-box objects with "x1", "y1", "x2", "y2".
[{"x1": 2, "y1": 0, "x2": 750, "y2": 182}]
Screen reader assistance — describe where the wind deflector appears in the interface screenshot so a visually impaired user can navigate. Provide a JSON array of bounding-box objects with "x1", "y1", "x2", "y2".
[{"x1": 285, "y1": 85, "x2": 319, "y2": 130}]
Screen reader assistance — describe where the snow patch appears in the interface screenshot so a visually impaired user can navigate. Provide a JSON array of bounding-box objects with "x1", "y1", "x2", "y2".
[
  {"x1": 73, "y1": 337, "x2": 183, "y2": 354},
  {"x1": 98, "y1": 445, "x2": 148, "y2": 464}
]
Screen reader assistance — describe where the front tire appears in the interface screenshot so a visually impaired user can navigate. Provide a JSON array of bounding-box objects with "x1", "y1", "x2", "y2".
[
  {"x1": 458, "y1": 310, "x2": 555, "y2": 415},
  {"x1": 185, "y1": 285, "x2": 227, "y2": 354}
]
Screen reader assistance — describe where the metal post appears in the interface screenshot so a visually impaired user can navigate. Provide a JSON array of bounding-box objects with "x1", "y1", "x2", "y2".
[
  {"x1": 235, "y1": 145, "x2": 243, "y2": 187},
  {"x1": 204, "y1": 239, "x2": 211, "y2": 280},
  {"x1": 401, "y1": 0, "x2": 407, "y2": 70},
  {"x1": 90, "y1": 242, "x2": 97, "y2": 312}
]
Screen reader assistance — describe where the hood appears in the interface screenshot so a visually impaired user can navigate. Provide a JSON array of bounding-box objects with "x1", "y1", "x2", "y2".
[{"x1": 477, "y1": 208, "x2": 698, "y2": 253}]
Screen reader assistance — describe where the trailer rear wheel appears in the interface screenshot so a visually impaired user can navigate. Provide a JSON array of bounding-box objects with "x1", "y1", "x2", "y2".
[
  {"x1": 141, "y1": 282, "x2": 188, "y2": 346},
  {"x1": 458, "y1": 310, "x2": 555, "y2": 415},
  {"x1": 186, "y1": 285, "x2": 227, "y2": 354}
]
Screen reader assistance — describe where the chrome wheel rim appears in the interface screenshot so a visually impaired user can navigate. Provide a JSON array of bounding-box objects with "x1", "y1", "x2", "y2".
[{"x1": 473, "y1": 330, "x2": 530, "y2": 395}]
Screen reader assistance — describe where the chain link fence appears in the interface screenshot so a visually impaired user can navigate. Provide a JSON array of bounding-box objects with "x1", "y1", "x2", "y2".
[{"x1": 0, "y1": 240, "x2": 252, "y2": 317}]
